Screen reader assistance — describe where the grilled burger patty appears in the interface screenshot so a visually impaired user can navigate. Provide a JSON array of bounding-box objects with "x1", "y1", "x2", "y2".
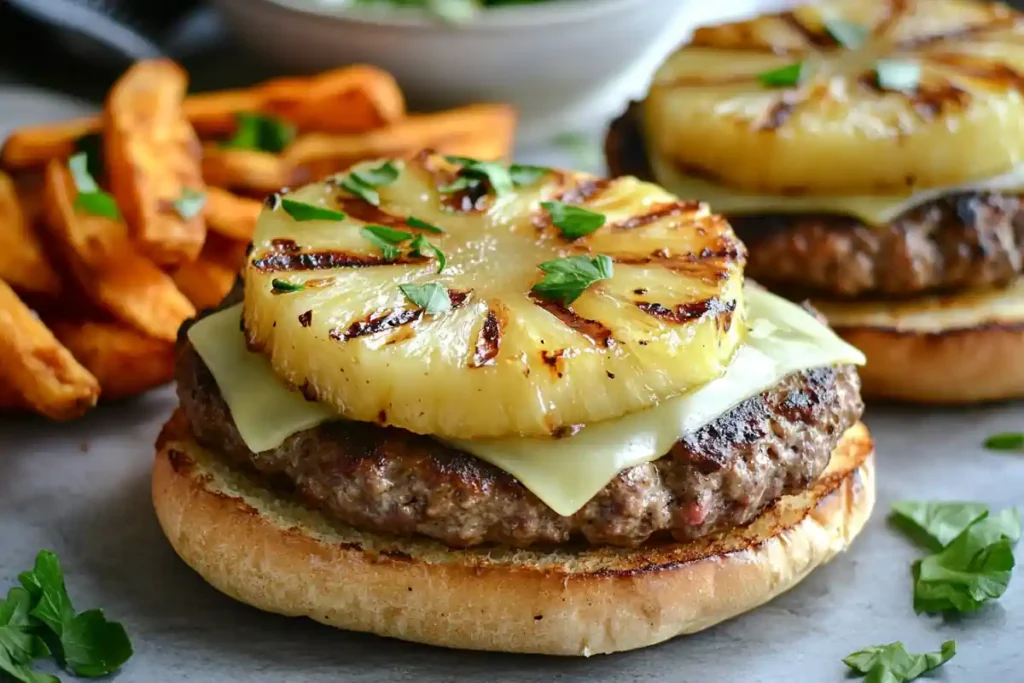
[
  {"x1": 176, "y1": 316, "x2": 862, "y2": 549},
  {"x1": 606, "y1": 103, "x2": 1024, "y2": 299}
]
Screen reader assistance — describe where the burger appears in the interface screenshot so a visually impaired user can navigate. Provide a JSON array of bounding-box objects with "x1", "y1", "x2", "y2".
[
  {"x1": 606, "y1": 0, "x2": 1024, "y2": 404},
  {"x1": 152, "y1": 151, "x2": 873, "y2": 655}
]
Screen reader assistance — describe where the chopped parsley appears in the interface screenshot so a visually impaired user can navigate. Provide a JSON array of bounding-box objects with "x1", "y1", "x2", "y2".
[
  {"x1": 341, "y1": 161, "x2": 402, "y2": 207},
  {"x1": 222, "y1": 113, "x2": 295, "y2": 154},
  {"x1": 541, "y1": 200, "x2": 606, "y2": 240},
  {"x1": 890, "y1": 501, "x2": 1020, "y2": 614},
  {"x1": 271, "y1": 279, "x2": 304, "y2": 293},
  {"x1": 509, "y1": 163, "x2": 552, "y2": 187},
  {"x1": 360, "y1": 225, "x2": 413, "y2": 261},
  {"x1": 445, "y1": 156, "x2": 514, "y2": 196},
  {"x1": 843, "y1": 641, "x2": 956, "y2": 683},
  {"x1": 399, "y1": 282, "x2": 451, "y2": 314},
  {"x1": 73, "y1": 133, "x2": 104, "y2": 179},
  {"x1": 68, "y1": 153, "x2": 120, "y2": 220},
  {"x1": 757, "y1": 62, "x2": 804, "y2": 88},
  {"x1": 983, "y1": 432, "x2": 1024, "y2": 451},
  {"x1": 409, "y1": 234, "x2": 446, "y2": 273},
  {"x1": 0, "y1": 551, "x2": 132, "y2": 681},
  {"x1": 531, "y1": 254, "x2": 613, "y2": 306},
  {"x1": 280, "y1": 198, "x2": 346, "y2": 222},
  {"x1": 172, "y1": 188, "x2": 207, "y2": 220},
  {"x1": 406, "y1": 216, "x2": 445, "y2": 233}
]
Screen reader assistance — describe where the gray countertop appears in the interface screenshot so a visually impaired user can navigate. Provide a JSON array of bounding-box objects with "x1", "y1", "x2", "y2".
[{"x1": 1, "y1": 85, "x2": 1022, "y2": 683}]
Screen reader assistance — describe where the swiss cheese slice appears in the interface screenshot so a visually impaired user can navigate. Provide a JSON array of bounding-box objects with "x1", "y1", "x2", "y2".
[
  {"x1": 189, "y1": 287, "x2": 864, "y2": 517},
  {"x1": 649, "y1": 149, "x2": 1024, "y2": 227}
]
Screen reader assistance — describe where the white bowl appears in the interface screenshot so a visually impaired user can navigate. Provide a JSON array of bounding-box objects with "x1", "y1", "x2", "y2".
[{"x1": 212, "y1": 0, "x2": 793, "y2": 144}]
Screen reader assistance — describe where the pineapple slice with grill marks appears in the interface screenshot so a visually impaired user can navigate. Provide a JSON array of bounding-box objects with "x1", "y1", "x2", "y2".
[
  {"x1": 243, "y1": 153, "x2": 746, "y2": 440},
  {"x1": 646, "y1": 0, "x2": 1024, "y2": 195}
]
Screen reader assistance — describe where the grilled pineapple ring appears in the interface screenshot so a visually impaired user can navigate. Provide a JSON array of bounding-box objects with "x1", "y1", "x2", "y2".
[
  {"x1": 646, "y1": 0, "x2": 1024, "y2": 194},
  {"x1": 243, "y1": 153, "x2": 746, "y2": 440}
]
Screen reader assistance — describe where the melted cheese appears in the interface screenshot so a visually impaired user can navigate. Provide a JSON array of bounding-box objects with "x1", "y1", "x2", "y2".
[
  {"x1": 649, "y1": 149, "x2": 1024, "y2": 227},
  {"x1": 189, "y1": 287, "x2": 864, "y2": 517}
]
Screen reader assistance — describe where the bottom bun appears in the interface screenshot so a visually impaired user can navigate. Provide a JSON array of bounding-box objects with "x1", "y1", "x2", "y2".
[
  {"x1": 152, "y1": 411, "x2": 875, "y2": 656},
  {"x1": 815, "y1": 279, "x2": 1024, "y2": 404}
]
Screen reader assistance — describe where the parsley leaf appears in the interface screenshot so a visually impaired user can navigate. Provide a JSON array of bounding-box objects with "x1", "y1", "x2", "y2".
[
  {"x1": 73, "y1": 134, "x2": 103, "y2": 180},
  {"x1": 984, "y1": 432, "x2": 1024, "y2": 451},
  {"x1": 757, "y1": 62, "x2": 804, "y2": 87},
  {"x1": 541, "y1": 201, "x2": 606, "y2": 240},
  {"x1": 509, "y1": 164, "x2": 552, "y2": 187},
  {"x1": 0, "y1": 650, "x2": 56, "y2": 683},
  {"x1": 825, "y1": 18, "x2": 869, "y2": 49},
  {"x1": 890, "y1": 501, "x2": 989, "y2": 551},
  {"x1": 437, "y1": 176, "x2": 479, "y2": 194},
  {"x1": 223, "y1": 112, "x2": 295, "y2": 154},
  {"x1": 172, "y1": 188, "x2": 207, "y2": 220},
  {"x1": 0, "y1": 588, "x2": 50, "y2": 666},
  {"x1": 355, "y1": 160, "x2": 402, "y2": 186},
  {"x1": 409, "y1": 234, "x2": 446, "y2": 273},
  {"x1": 445, "y1": 156, "x2": 513, "y2": 196},
  {"x1": 844, "y1": 641, "x2": 956, "y2": 683},
  {"x1": 406, "y1": 216, "x2": 445, "y2": 233},
  {"x1": 17, "y1": 551, "x2": 132, "y2": 678},
  {"x1": 913, "y1": 508, "x2": 1020, "y2": 614},
  {"x1": 400, "y1": 282, "x2": 451, "y2": 314},
  {"x1": 876, "y1": 59, "x2": 921, "y2": 93},
  {"x1": 341, "y1": 161, "x2": 402, "y2": 207},
  {"x1": 68, "y1": 153, "x2": 120, "y2": 220},
  {"x1": 271, "y1": 279, "x2": 304, "y2": 294},
  {"x1": 361, "y1": 225, "x2": 413, "y2": 261},
  {"x1": 532, "y1": 254, "x2": 613, "y2": 306},
  {"x1": 280, "y1": 199, "x2": 346, "y2": 222}
]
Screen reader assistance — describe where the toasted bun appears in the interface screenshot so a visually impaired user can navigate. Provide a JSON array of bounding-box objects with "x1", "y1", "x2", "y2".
[
  {"x1": 152, "y1": 411, "x2": 874, "y2": 656},
  {"x1": 815, "y1": 279, "x2": 1024, "y2": 404}
]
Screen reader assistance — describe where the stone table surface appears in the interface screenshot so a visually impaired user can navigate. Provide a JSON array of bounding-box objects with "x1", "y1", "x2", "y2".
[{"x1": 1, "y1": 84, "x2": 1022, "y2": 683}]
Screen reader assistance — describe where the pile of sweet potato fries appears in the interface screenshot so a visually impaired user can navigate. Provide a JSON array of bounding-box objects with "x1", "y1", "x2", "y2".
[{"x1": 0, "y1": 59, "x2": 516, "y2": 420}]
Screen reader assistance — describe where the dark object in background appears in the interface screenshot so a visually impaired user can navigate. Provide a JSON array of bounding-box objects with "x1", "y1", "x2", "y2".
[
  {"x1": 7, "y1": 0, "x2": 206, "y2": 63},
  {"x1": 0, "y1": 0, "x2": 229, "y2": 98}
]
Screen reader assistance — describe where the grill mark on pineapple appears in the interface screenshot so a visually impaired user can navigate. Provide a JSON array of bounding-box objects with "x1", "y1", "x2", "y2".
[
  {"x1": 252, "y1": 249, "x2": 420, "y2": 272},
  {"x1": 895, "y1": 13, "x2": 1018, "y2": 50},
  {"x1": 907, "y1": 80, "x2": 972, "y2": 120},
  {"x1": 298, "y1": 310, "x2": 313, "y2": 327},
  {"x1": 757, "y1": 94, "x2": 799, "y2": 131},
  {"x1": 528, "y1": 293, "x2": 614, "y2": 348},
  {"x1": 334, "y1": 290, "x2": 471, "y2": 342},
  {"x1": 779, "y1": 10, "x2": 838, "y2": 48},
  {"x1": 337, "y1": 198, "x2": 409, "y2": 228},
  {"x1": 925, "y1": 53, "x2": 1024, "y2": 94},
  {"x1": 540, "y1": 348, "x2": 578, "y2": 379},
  {"x1": 557, "y1": 178, "x2": 612, "y2": 206},
  {"x1": 876, "y1": 0, "x2": 910, "y2": 37},
  {"x1": 470, "y1": 303, "x2": 506, "y2": 368},
  {"x1": 610, "y1": 202, "x2": 701, "y2": 231},
  {"x1": 636, "y1": 298, "x2": 738, "y2": 329},
  {"x1": 614, "y1": 239, "x2": 744, "y2": 283},
  {"x1": 333, "y1": 309, "x2": 423, "y2": 342}
]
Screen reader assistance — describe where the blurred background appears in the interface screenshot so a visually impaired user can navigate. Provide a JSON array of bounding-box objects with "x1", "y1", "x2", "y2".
[{"x1": 0, "y1": 0, "x2": 801, "y2": 146}]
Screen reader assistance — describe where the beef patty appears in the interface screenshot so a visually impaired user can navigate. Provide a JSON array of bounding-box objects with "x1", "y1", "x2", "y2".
[
  {"x1": 176, "y1": 312, "x2": 862, "y2": 549},
  {"x1": 606, "y1": 102, "x2": 1024, "y2": 299}
]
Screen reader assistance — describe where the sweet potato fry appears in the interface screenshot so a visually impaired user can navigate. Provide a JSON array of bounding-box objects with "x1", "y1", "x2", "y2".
[
  {"x1": 0, "y1": 279, "x2": 99, "y2": 419},
  {"x1": 201, "y1": 146, "x2": 307, "y2": 196},
  {"x1": 0, "y1": 376, "x2": 25, "y2": 411},
  {"x1": 0, "y1": 116, "x2": 98, "y2": 171},
  {"x1": 255, "y1": 65, "x2": 405, "y2": 134},
  {"x1": 203, "y1": 187, "x2": 262, "y2": 241},
  {"x1": 172, "y1": 233, "x2": 242, "y2": 311},
  {"x1": 2, "y1": 65, "x2": 405, "y2": 171},
  {"x1": 285, "y1": 103, "x2": 517, "y2": 180},
  {"x1": 48, "y1": 320, "x2": 176, "y2": 401},
  {"x1": 0, "y1": 171, "x2": 61, "y2": 296},
  {"x1": 105, "y1": 59, "x2": 207, "y2": 265},
  {"x1": 43, "y1": 160, "x2": 195, "y2": 342}
]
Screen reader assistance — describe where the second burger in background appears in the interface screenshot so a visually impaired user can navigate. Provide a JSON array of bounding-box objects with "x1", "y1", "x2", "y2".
[{"x1": 607, "y1": 0, "x2": 1024, "y2": 404}]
